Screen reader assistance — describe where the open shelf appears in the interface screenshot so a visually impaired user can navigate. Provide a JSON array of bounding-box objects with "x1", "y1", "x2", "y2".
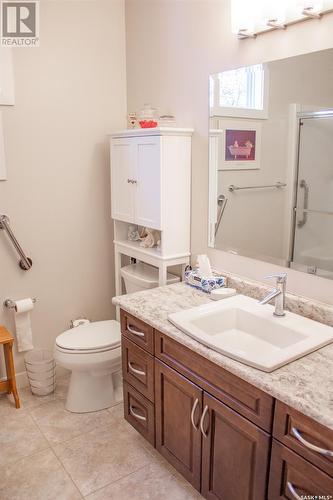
[
  {"x1": 114, "y1": 239, "x2": 162, "y2": 258},
  {"x1": 114, "y1": 239, "x2": 190, "y2": 261}
]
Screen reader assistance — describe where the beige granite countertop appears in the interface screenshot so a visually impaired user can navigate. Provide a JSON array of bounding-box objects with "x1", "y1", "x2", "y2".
[{"x1": 113, "y1": 282, "x2": 333, "y2": 430}]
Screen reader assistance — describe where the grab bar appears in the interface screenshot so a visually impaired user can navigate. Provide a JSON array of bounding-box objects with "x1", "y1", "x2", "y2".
[
  {"x1": 0, "y1": 215, "x2": 32, "y2": 270},
  {"x1": 228, "y1": 181, "x2": 286, "y2": 192},
  {"x1": 297, "y1": 179, "x2": 309, "y2": 228},
  {"x1": 215, "y1": 194, "x2": 228, "y2": 236}
]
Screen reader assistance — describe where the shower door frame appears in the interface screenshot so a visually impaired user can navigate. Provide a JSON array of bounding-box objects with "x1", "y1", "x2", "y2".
[{"x1": 289, "y1": 109, "x2": 333, "y2": 276}]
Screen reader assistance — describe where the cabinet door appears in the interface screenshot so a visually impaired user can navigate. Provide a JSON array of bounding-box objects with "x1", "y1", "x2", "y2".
[
  {"x1": 155, "y1": 360, "x2": 202, "y2": 490},
  {"x1": 111, "y1": 138, "x2": 135, "y2": 223},
  {"x1": 201, "y1": 392, "x2": 270, "y2": 500},
  {"x1": 134, "y1": 136, "x2": 161, "y2": 230}
]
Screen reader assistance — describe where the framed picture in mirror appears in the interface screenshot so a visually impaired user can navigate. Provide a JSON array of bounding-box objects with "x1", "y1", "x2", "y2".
[{"x1": 218, "y1": 119, "x2": 261, "y2": 170}]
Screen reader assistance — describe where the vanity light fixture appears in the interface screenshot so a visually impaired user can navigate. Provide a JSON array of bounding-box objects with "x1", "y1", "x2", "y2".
[
  {"x1": 302, "y1": 6, "x2": 322, "y2": 17},
  {"x1": 231, "y1": 0, "x2": 333, "y2": 39},
  {"x1": 266, "y1": 19, "x2": 286, "y2": 29}
]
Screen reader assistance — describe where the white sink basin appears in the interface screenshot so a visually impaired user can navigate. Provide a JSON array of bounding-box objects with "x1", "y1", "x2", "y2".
[{"x1": 168, "y1": 294, "x2": 333, "y2": 372}]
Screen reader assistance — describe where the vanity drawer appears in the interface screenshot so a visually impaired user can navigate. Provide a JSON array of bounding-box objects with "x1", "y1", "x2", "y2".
[
  {"x1": 273, "y1": 401, "x2": 333, "y2": 477},
  {"x1": 121, "y1": 309, "x2": 154, "y2": 354},
  {"x1": 123, "y1": 381, "x2": 155, "y2": 446},
  {"x1": 122, "y1": 337, "x2": 154, "y2": 402},
  {"x1": 155, "y1": 330, "x2": 274, "y2": 432},
  {"x1": 268, "y1": 440, "x2": 333, "y2": 499}
]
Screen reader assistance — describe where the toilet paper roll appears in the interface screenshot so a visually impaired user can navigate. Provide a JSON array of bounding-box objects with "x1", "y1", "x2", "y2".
[
  {"x1": 14, "y1": 298, "x2": 34, "y2": 314},
  {"x1": 14, "y1": 298, "x2": 34, "y2": 352}
]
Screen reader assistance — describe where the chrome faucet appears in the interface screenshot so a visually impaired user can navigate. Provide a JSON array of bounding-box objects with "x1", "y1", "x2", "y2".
[{"x1": 259, "y1": 273, "x2": 287, "y2": 317}]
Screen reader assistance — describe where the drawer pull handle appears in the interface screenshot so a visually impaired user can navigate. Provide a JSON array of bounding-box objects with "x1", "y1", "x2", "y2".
[
  {"x1": 128, "y1": 361, "x2": 146, "y2": 377},
  {"x1": 129, "y1": 405, "x2": 147, "y2": 422},
  {"x1": 190, "y1": 398, "x2": 200, "y2": 431},
  {"x1": 200, "y1": 405, "x2": 209, "y2": 438},
  {"x1": 291, "y1": 427, "x2": 333, "y2": 457},
  {"x1": 287, "y1": 481, "x2": 302, "y2": 500},
  {"x1": 127, "y1": 325, "x2": 145, "y2": 338}
]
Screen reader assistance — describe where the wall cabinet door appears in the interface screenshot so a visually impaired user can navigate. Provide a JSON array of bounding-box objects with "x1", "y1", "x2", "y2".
[
  {"x1": 201, "y1": 392, "x2": 270, "y2": 500},
  {"x1": 155, "y1": 360, "x2": 202, "y2": 490},
  {"x1": 111, "y1": 139, "x2": 135, "y2": 223},
  {"x1": 134, "y1": 136, "x2": 161, "y2": 230}
]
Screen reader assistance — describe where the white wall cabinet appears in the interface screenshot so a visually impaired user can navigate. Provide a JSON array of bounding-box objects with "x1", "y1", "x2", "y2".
[
  {"x1": 111, "y1": 138, "x2": 135, "y2": 222},
  {"x1": 110, "y1": 127, "x2": 193, "y2": 295},
  {"x1": 111, "y1": 135, "x2": 161, "y2": 229}
]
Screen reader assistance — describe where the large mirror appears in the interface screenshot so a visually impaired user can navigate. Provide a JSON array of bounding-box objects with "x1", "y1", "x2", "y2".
[{"x1": 208, "y1": 48, "x2": 333, "y2": 280}]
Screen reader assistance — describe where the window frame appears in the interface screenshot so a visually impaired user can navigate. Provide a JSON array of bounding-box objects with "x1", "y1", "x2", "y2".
[{"x1": 210, "y1": 63, "x2": 269, "y2": 120}]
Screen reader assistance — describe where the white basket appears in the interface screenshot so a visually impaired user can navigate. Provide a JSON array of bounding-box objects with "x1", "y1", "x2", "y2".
[{"x1": 24, "y1": 349, "x2": 56, "y2": 396}]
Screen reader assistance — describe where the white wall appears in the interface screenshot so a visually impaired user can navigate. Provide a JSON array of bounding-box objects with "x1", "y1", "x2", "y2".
[
  {"x1": 0, "y1": 0, "x2": 127, "y2": 377},
  {"x1": 125, "y1": 0, "x2": 333, "y2": 304}
]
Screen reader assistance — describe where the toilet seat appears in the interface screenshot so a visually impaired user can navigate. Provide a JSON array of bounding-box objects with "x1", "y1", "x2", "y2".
[{"x1": 55, "y1": 320, "x2": 121, "y2": 354}]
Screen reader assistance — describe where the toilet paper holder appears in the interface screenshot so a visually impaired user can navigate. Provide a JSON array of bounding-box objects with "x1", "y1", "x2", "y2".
[{"x1": 4, "y1": 298, "x2": 37, "y2": 309}]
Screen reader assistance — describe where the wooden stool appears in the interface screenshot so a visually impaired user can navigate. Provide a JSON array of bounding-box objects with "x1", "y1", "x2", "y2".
[{"x1": 0, "y1": 326, "x2": 20, "y2": 408}]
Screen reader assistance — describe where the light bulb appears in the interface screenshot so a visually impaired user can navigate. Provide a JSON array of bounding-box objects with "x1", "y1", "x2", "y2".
[
  {"x1": 231, "y1": 0, "x2": 261, "y2": 35},
  {"x1": 287, "y1": 0, "x2": 323, "y2": 18},
  {"x1": 262, "y1": 0, "x2": 287, "y2": 25}
]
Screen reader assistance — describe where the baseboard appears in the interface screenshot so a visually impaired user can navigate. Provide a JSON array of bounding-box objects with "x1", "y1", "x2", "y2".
[
  {"x1": 15, "y1": 370, "x2": 29, "y2": 388},
  {"x1": 14, "y1": 366, "x2": 70, "y2": 389}
]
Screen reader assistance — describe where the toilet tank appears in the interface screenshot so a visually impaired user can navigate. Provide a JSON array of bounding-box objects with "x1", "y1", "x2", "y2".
[{"x1": 120, "y1": 262, "x2": 180, "y2": 294}]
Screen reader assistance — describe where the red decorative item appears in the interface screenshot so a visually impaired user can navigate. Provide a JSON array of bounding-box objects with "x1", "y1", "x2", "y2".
[{"x1": 139, "y1": 120, "x2": 158, "y2": 128}]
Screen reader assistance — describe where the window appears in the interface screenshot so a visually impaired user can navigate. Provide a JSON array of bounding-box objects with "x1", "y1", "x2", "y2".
[{"x1": 210, "y1": 63, "x2": 268, "y2": 119}]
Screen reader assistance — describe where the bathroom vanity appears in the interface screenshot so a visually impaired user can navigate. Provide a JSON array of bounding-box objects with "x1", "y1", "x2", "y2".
[{"x1": 113, "y1": 282, "x2": 333, "y2": 500}]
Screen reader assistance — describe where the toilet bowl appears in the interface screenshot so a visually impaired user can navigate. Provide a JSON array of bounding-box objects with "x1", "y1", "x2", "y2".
[{"x1": 54, "y1": 320, "x2": 121, "y2": 413}]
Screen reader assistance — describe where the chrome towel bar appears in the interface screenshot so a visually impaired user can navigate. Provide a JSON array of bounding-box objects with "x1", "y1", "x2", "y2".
[
  {"x1": 0, "y1": 214, "x2": 33, "y2": 270},
  {"x1": 228, "y1": 181, "x2": 287, "y2": 192}
]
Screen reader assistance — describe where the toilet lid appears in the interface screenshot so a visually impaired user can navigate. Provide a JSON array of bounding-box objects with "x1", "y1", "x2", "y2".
[{"x1": 56, "y1": 320, "x2": 121, "y2": 352}]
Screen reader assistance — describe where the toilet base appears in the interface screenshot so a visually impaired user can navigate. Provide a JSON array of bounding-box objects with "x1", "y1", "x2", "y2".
[{"x1": 65, "y1": 370, "x2": 120, "y2": 413}]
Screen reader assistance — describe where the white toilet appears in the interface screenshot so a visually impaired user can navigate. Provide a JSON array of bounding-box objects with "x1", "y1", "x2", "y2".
[{"x1": 54, "y1": 320, "x2": 121, "y2": 413}]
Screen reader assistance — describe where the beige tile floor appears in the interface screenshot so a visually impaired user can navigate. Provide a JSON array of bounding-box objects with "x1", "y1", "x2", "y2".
[{"x1": 0, "y1": 376, "x2": 202, "y2": 500}]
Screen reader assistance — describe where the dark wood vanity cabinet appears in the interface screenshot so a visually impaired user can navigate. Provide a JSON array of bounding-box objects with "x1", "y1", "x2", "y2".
[
  {"x1": 201, "y1": 392, "x2": 270, "y2": 500},
  {"x1": 120, "y1": 310, "x2": 333, "y2": 500},
  {"x1": 269, "y1": 440, "x2": 333, "y2": 499},
  {"x1": 155, "y1": 359, "x2": 202, "y2": 489},
  {"x1": 154, "y1": 358, "x2": 270, "y2": 498}
]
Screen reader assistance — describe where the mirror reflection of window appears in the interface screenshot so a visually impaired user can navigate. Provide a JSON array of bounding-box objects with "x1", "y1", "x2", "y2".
[
  {"x1": 210, "y1": 63, "x2": 268, "y2": 119},
  {"x1": 219, "y1": 64, "x2": 264, "y2": 109}
]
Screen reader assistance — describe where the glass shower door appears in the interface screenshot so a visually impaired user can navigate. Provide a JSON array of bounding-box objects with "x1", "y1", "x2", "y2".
[{"x1": 292, "y1": 114, "x2": 333, "y2": 277}]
